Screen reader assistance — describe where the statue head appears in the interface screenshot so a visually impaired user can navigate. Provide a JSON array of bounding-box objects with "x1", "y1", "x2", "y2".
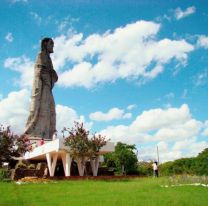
[{"x1": 41, "y1": 37, "x2": 54, "y2": 53}]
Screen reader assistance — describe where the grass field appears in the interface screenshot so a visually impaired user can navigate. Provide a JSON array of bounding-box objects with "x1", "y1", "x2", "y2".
[{"x1": 0, "y1": 177, "x2": 208, "y2": 206}]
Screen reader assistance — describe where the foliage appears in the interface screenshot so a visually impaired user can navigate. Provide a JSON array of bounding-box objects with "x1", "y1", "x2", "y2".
[
  {"x1": 64, "y1": 122, "x2": 107, "y2": 160},
  {"x1": 160, "y1": 147, "x2": 208, "y2": 176},
  {"x1": 104, "y1": 142, "x2": 138, "y2": 175},
  {"x1": 89, "y1": 134, "x2": 107, "y2": 159},
  {"x1": 64, "y1": 122, "x2": 90, "y2": 159},
  {"x1": 0, "y1": 125, "x2": 31, "y2": 166},
  {"x1": 0, "y1": 169, "x2": 9, "y2": 181},
  {"x1": 137, "y1": 161, "x2": 153, "y2": 176},
  {"x1": 64, "y1": 122, "x2": 107, "y2": 176}
]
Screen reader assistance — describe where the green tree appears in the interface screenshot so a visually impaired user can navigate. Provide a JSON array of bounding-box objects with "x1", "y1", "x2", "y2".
[
  {"x1": 159, "y1": 148, "x2": 208, "y2": 176},
  {"x1": 104, "y1": 142, "x2": 138, "y2": 175}
]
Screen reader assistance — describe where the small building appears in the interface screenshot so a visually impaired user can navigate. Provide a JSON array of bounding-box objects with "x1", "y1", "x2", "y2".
[{"x1": 24, "y1": 138, "x2": 114, "y2": 177}]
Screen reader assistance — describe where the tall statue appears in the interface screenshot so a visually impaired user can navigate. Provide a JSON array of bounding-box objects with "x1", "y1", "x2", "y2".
[{"x1": 25, "y1": 37, "x2": 58, "y2": 140}]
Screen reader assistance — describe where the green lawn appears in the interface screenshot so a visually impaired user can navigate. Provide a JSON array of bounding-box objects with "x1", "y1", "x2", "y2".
[{"x1": 0, "y1": 177, "x2": 208, "y2": 206}]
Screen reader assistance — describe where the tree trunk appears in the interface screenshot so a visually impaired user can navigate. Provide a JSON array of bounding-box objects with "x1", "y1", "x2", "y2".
[
  {"x1": 90, "y1": 156, "x2": 100, "y2": 176},
  {"x1": 77, "y1": 157, "x2": 86, "y2": 176}
]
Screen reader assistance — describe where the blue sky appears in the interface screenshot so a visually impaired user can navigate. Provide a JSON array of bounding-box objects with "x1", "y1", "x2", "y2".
[{"x1": 1, "y1": 0, "x2": 208, "y2": 162}]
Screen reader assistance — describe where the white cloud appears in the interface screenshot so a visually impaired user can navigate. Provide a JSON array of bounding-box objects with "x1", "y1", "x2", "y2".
[
  {"x1": 123, "y1": 113, "x2": 132, "y2": 119},
  {"x1": 4, "y1": 20, "x2": 194, "y2": 89},
  {"x1": 0, "y1": 89, "x2": 91, "y2": 137},
  {"x1": 5, "y1": 32, "x2": 14, "y2": 42},
  {"x1": 89, "y1": 107, "x2": 132, "y2": 122},
  {"x1": 0, "y1": 89, "x2": 30, "y2": 134},
  {"x1": 127, "y1": 104, "x2": 137, "y2": 110},
  {"x1": 175, "y1": 6, "x2": 196, "y2": 20},
  {"x1": 56, "y1": 104, "x2": 79, "y2": 133},
  {"x1": 202, "y1": 121, "x2": 208, "y2": 136},
  {"x1": 139, "y1": 137, "x2": 208, "y2": 162},
  {"x1": 194, "y1": 70, "x2": 208, "y2": 87},
  {"x1": 197, "y1": 35, "x2": 208, "y2": 49},
  {"x1": 30, "y1": 12, "x2": 42, "y2": 24},
  {"x1": 57, "y1": 16, "x2": 79, "y2": 32},
  {"x1": 4, "y1": 56, "x2": 34, "y2": 88},
  {"x1": 99, "y1": 104, "x2": 207, "y2": 162},
  {"x1": 56, "y1": 105, "x2": 93, "y2": 136},
  {"x1": 100, "y1": 104, "x2": 203, "y2": 144},
  {"x1": 54, "y1": 20, "x2": 193, "y2": 88}
]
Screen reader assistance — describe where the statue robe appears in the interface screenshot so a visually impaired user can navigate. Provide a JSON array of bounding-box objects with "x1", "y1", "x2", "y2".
[{"x1": 25, "y1": 51, "x2": 58, "y2": 140}]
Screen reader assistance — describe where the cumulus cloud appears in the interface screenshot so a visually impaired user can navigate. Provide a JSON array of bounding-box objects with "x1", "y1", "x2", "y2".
[
  {"x1": 4, "y1": 20, "x2": 194, "y2": 89},
  {"x1": 0, "y1": 89, "x2": 30, "y2": 134},
  {"x1": 99, "y1": 104, "x2": 208, "y2": 162},
  {"x1": 54, "y1": 20, "x2": 193, "y2": 88},
  {"x1": 202, "y1": 121, "x2": 208, "y2": 136},
  {"x1": 175, "y1": 6, "x2": 196, "y2": 20},
  {"x1": 0, "y1": 90, "x2": 207, "y2": 162},
  {"x1": 56, "y1": 105, "x2": 92, "y2": 136},
  {"x1": 100, "y1": 104, "x2": 203, "y2": 143},
  {"x1": 4, "y1": 56, "x2": 34, "y2": 88},
  {"x1": 89, "y1": 107, "x2": 132, "y2": 122},
  {"x1": 0, "y1": 89, "x2": 90, "y2": 137},
  {"x1": 5, "y1": 32, "x2": 14, "y2": 42},
  {"x1": 139, "y1": 137, "x2": 208, "y2": 162},
  {"x1": 197, "y1": 35, "x2": 208, "y2": 49}
]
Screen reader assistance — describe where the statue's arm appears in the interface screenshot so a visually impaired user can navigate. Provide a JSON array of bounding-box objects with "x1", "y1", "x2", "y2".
[
  {"x1": 36, "y1": 53, "x2": 51, "y2": 87},
  {"x1": 40, "y1": 67, "x2": 51, "y2": 87}
]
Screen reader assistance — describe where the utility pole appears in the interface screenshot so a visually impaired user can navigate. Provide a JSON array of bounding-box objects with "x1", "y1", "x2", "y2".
[{"x1": 157, "y1": 145, "x2": 159, "y2": 164}]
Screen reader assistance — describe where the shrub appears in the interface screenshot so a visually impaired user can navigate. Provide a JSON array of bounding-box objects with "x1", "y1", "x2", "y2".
[{"x1": 0, "y1": 169, "x2": 9, "y2": 181}]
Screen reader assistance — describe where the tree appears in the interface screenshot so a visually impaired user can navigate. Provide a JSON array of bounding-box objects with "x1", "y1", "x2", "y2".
[
  {"x1": 104, "y1": 142, "x2": 138, "y2": 175},
  {"x1": 159, "y1": 147, "x2": 208, "y2": 176},
  {"x1": 0, "y1": 126, "x2": 31, "y2": 167},
  {"x1": 89, "y1": 134, "x2": 107, "y2": 176},
  {"x1": 64, "y1": 122, "x2": 107, "y2": 176}
]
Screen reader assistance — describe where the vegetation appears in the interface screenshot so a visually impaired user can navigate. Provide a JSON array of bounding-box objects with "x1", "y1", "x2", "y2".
[
  {"x1": 0, "y1": 125, "x2": 31, "y2": 167},
  {"x1": 104, "y1": 142, "x2": 138, "y2": 175},
  {"x1": 64, "y1": 122, "x2": 107, "y2": 176},
  {"x1": 1, "y1": 177, "x2": 208, "y2": 206},
  {"x1": 137, "y1": 161, "x2": 153, "y2": 176},
  {"x1": 160, "y1": 148, "x2": 208, "y2": 176}
]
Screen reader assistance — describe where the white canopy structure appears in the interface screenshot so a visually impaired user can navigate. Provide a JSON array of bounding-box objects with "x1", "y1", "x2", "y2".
[{"x1": 24, "y1": 138, "x2": 114, "y2": 177}]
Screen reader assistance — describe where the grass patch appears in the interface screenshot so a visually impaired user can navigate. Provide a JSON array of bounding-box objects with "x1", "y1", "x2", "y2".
[{"x1": 0, "y1": 177, "x2": 208, "y2": 206}]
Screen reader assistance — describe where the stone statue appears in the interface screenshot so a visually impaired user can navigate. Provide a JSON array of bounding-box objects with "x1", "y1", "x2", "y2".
[{"x1": 25, "y1": 37, "x2": 58, "y2": 140}]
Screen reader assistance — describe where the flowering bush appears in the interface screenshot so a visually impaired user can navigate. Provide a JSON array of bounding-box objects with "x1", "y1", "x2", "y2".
[
  {"x1": 0, "y1": 125, "x2": 31, "y2": 166},
  {"x1": 64, "y1": 122, "x2": 108, "y2": 176},
  {"x1": 64, "y1": 122, "x2": 107, "y2": 160}
]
